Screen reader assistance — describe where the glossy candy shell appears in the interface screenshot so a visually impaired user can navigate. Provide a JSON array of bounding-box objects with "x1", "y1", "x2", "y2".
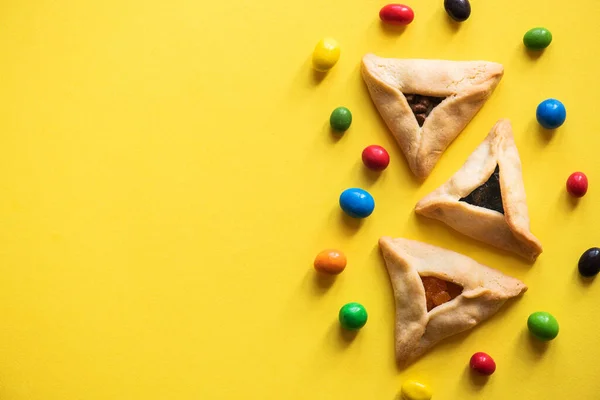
[
  {"x1": 362, "y1": 145, "x2": 390, "y2": 171},
  {"x1": 536, "y1": 99, "x2": 566, "y2": 129},
  {"x1": 523, "y1": 27, "x2": 553, "y2": 50},
  {"x1": 339, "y1": 188, "x2": 375, "y2": 218},
  {"x1": 566, "y1": 172, "x2": 588, "y2": 197},
  {"x1": 338, "y1": 302, "x2": 368, "y2": 330},
  {"x1": 528, "y1": 312, "x2": 559, "y2": 341},
  {"x1": 312, "y1": 38, "x2": 340, "y2": 72},
  {"x1": 330, "y1": 107, "x2": 352, "y2": 132},
  {"x1": 469, "y1": 352, "x2": 496, "y2": 376},
  {"x1": 379, "y1": 4, "x2": 414, "y2": 26},
  {"x1": 444, "y1": 0, "x2": 471, "y2": 22},
  {"x1": 313, "y1": 249, "x2": 347, "y2": 275},
  {"x1": 578, "y1": 248, "x2": 600, "y2": 277},
  {"x1": 400, "y1": 380, "x2": 432, "y2": 400}
]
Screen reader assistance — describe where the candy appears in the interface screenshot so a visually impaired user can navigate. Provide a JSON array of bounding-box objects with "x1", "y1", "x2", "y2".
[
  {"x1": 330, "y1": 107, "x2": 352, "y2": 132},
  {"x1": 523, "y1": 27, "x2": 553, "y2": 50},
  {"x1": 567, "y1": 172, "x2": 588, "y2": 198},
  {"x1": 314, "y1": 249, "x2": 347, "y2": 275},
  {"x1": 536, "y1": 98, "x2": 566, "y2": 129},
  {"x1": 362, "y1": 145, "x2": 390, "y2": 171},
  {"x1": 400, "y1": 380, "x2": 432, "y2": 400},
  {"x1": 469, "y1": 352, "x2": 496, "y2": 376},
  {"x1": 339, "y1": 188, "x2": 375, "y2": 219},
  {"x1": 527, "y1": 311, "x2": 559, "y2": 341},
  {"x1": 379, "y1": 4, "x2": 415, "y2": 26},
  {"x1": 312, "y1": 38, "x2": 340, "y2": 72},
  {"x1": 444, "y1": 0, "x2": 471, "y2": 22},
  {"x1": 578, "y1": 248, "x2": 600, "y2": 277},
  {"x1": 338, "y1": 302, "x2": 368, "y2": 330}
]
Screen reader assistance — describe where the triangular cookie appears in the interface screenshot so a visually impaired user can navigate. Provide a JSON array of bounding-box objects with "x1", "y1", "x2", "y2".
[
  {"x1": 379, "y1": 236, "x2": 527, "y2": 367},
  {"x1": 361, "y1": 54, "x2": 504, "y2": 178},
  {"x1": 415, "y1": 119, "x2": 543, "y2": 261}
]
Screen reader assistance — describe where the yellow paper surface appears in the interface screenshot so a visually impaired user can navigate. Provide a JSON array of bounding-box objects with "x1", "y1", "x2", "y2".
[{"x1": 0, "y1": 0, "x2": 599, "y2": 398}]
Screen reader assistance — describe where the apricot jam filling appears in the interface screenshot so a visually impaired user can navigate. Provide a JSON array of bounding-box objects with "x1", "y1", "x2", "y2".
[{"x1": 420, "y1": 276, "x2": 463, "y2": 311}]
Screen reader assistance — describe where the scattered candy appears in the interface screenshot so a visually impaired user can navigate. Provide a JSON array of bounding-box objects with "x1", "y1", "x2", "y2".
[
  {"x1": 379, "y1": 4, "x2": 415, "y2": 26},
  {"x1": 444, "y1": 0, "x2": 471, "y2": 22},
  {"x1": 400, "y1": 380, "x2": 432, "y2": 400},
  {"x1": 527, "y1": 311, "x2": 559, "y2": 341},
  {"x1": 523, "y1": 27, "x2": 553, "y2": 50},
  {"x1": 566, "y1": 172, "x2": 588, "y2": 198},
  {"x1": 536, "y1": 98, "x2": 566, "y2": 129},
  {"x1": 330, "y1": 107, "x2": 352, "y2": 132},
  {"x1": 339, "y1": 188, "x2": 375, "y2": 219},
  {"x1": 469, "y1": 352, "x2": 496, "y2": 376},
  {"x1": 339, "y1": 302, "x2": 368, "y2": 330},
  {"x1": 314, "y1": 249, "x2": 347, "y2": 275},
  {"x1": 578, "y1": 248, "x2": 600, "y2": 277},
  {"x1": 362, "y1": 145, "x2": 390, "y2": 171},
  {"x1": 312, "y1": 38, "x2": 340, "y2": 72}
]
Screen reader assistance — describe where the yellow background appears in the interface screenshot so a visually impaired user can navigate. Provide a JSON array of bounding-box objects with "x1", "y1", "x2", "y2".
[{"x1": 0, "y1": 0, "x2": 599, "y2": 398}]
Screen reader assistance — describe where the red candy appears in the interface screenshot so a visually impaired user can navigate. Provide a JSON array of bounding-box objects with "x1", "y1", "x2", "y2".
[
  {"x1": 566, "y1": 172, "x2": 588, "y2": 198},
  {"x1": 379, "y1": 4, "x2": 415, "y2": 26},
  {"x1": 469, "y1": 352, "x2": 496, "y2": 376},
  {"x1": 362, "y1": 145, "x2": 390, "y2": 171}
]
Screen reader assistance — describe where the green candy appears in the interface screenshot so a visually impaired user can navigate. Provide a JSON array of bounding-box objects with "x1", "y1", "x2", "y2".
[
  {"x1": 339, "y1": 302, "x2": 368, "y2": 330},
  {"x1": 527, "y1": 311, "x2": 559, "y2": 341},
  {"x1": 523, "y1": 27, "x2": 552, "y2": 50},
  {"x1": 330, "y1": 107, "x2": 352, "y2": 132}
]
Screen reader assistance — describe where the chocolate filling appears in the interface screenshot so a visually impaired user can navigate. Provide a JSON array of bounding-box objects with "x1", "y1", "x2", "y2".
[
  {"x1": 420, "y1": 276, "x2": 463, "y2": 312},
  {"x1": 404, "y1": 94, "x2": 445, "y2": 127},
  {"x1": 459, "y1": 165, "x2": 504, "y2": 214}
]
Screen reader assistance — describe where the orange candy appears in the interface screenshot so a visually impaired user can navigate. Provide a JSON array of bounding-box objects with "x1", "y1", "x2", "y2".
[{"x1": 313, "y1": 249, "x2": 347, "y2": 275}]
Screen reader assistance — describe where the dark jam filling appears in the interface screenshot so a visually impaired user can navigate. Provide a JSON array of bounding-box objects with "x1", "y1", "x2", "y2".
[
  {"x1": 404, "y1": 94, "x2": 445, "y2": 127},
  {"x1": 459, "y1": 165, "x2": 504, "y2": 214},
  {"x1": 420, "y1": 276, "x2": 463, "y2": 312}
]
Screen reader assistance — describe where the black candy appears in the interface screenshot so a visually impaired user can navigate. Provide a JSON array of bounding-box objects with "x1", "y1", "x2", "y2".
[
  {"x1": 578, "y1": 248, "x2": 600, "y2": 277},
  {"x1": 444, "y1": 0, "x2": 471, "y2": 22}
]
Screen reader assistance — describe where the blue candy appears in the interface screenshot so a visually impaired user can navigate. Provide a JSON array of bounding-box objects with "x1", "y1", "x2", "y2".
[
  {"x1": 536, "y1": 98, "x2": 566, "y2": 129},
  {"x1": 339, "y1": 188, "x2": 375, "y2": 219}
]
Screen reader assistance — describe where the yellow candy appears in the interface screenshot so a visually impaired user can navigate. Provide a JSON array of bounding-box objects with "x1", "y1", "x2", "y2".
[
  {"x1": 312, "y1": 38, "x2": 340, "y2": 72},
  {"x1": 400, "y1": 380, "x2": 432, "y2": 400}
]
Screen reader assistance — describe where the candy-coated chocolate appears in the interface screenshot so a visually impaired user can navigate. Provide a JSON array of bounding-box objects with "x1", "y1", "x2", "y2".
[
  {"x1": 536, "y1": 98, "x2": 566, "y2": 129},
  {"x1": 567, "y1": 172, "x2": 588, "y2": 198},
  {"x1": 578, "y1": 248, "x2": 600, "y2": 277},
  {"x1": 339, "y1": 302, "x2": 368, "y2": 330},
  {"x1": 523, "y1": 27, "x2": 553, "y2": 50},
  {"x1": 444, "y1": 0, "x2": 471, "y2": 22},
  {"x1": 362, "y1": 145, "x2": 390, "y2": 171},
  {"x1": 400, "y1": 380, "x2": 432, "y2": 400},
  {"x1": 314, "y1": 249, "x2": 347, "y2": 275},
  {"x1": 469, "y1": 352, "x2": 496, "y2": 376},
  {"x1": 330, "y1": 107, "x2": 352, "y2": 132},
  {"x1": 379, "y1": 4, "x2": 415, "y2": 26},
  {"x1": 527, "y1": 311, "x2": 559, "y2": 341},
  {"x1": 312, "y1": 38, "x2": 340, "y2": 72},
  {"x1": 339, "y1": 188, "x2": 375, "y2": 219}
]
